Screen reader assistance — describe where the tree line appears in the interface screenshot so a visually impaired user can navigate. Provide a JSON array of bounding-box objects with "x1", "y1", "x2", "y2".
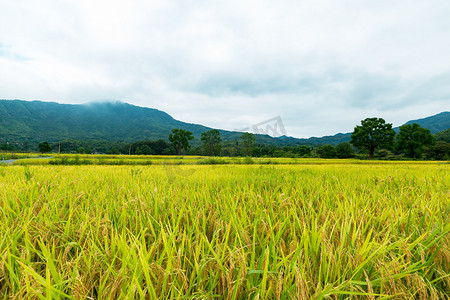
[
  {"x1": 3, "y1": 118, "x2": 449, "y2": 160},
  {"x1": 162, "y1": 118, "x2": 448, "y2": 160},
  {"x1": 349, "y1": 117, "x2": 443, "y2": 160}
]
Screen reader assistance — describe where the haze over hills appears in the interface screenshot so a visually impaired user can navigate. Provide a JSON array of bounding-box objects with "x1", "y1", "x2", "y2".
[
  {"x1": 0, "y1": 99, "x2": 449, "y2": 146},
  {"x1": 0, "y1": 100, "x2": 212, "y2": 142}
]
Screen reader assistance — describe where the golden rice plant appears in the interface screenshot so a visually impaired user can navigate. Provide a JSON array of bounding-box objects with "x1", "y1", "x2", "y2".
[{"x1": 0, "y1": 162, "x2": 448, "y2": 299}]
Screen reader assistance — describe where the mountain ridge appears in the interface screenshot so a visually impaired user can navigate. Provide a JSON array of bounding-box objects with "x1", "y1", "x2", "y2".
[{"x1": 0, "y1": 99, "x2": 448, "y2": 146}]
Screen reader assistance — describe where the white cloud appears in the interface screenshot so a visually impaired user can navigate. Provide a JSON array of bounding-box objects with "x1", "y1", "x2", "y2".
[{"x1": 0, "y1": 0, "x2": 449, "y2": 137}]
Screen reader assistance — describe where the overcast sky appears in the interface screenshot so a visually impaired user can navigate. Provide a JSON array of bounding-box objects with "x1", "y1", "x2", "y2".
[{"x1": 1, "y1": 1, "x2": 449, "y2": 138}]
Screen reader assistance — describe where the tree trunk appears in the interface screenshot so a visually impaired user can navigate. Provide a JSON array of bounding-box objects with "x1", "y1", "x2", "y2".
[{"x1": 369, "y1": 147, "x2": 374, "y2": 160}]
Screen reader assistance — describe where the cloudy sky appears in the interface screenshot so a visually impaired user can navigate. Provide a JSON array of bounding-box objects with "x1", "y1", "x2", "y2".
[{"x1": 1, "y1": 1, "x2": 449, "y2": 138}]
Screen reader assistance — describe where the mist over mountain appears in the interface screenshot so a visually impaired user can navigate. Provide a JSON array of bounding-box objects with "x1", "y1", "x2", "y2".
[{"x1": 0, "y1": 99, "x2": 448, "y2": 146}]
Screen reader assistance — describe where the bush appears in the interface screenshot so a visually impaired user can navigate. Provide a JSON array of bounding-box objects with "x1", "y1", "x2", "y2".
[
  {"x1": 197, "y1": 158, "x2": 230, "y2": 165},
  {"x1": 243, "y1": 157, "x2": 254, "y2": 164},
  {"x1": 375, "y1": 149, "x2": 395, "y2": 160},
  {"x1": 336, "y1": 142, "x2": 355, "y2": 158}
]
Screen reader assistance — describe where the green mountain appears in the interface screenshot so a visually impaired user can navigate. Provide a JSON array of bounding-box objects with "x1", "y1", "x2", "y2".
[
  {"x1": 0, "y1": 99, "x2": 448, "y2": 146},
  {"x1": 0, "y1": 100, "x2": 277, "y2": 145},
  {"x1": 1, "y1": 100, "x2": 182, "y2": 142},
  {"x1": 402, "y1": 112, "x2": 450, "y2": 133},
  {"x1": 295, "y1": 111, "x2": 450, "y2": 145}
]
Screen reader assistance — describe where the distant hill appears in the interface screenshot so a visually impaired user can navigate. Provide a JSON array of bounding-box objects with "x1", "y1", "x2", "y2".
[
  {"x1": 298, "y1": 111, "x2": 450, "y2": 145},
  {"x1": 0, "y1": 99, "x2": 448, "y2": 146},
  {"x1": 402, "y1": 112, "x2": 450, "y2": 133}
]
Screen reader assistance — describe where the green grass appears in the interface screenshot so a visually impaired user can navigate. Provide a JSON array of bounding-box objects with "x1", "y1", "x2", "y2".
[{"x1": 0, "y1": 162, "x2": 449, "y2": 299}]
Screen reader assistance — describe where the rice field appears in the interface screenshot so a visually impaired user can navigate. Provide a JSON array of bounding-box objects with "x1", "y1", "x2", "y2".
[
  {"x1": 8, "y1": 154, "x2": 449, "y2": 166},
  {"x1": 0, "y1": 160, "x2": 449, "y2": 299}
]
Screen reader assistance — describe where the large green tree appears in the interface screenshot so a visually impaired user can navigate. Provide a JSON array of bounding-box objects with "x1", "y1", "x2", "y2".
[
  {"x1": 76, "y1": 147, "x2": 85, "y2": 154},
  {"x1": 350, "y1": 118, "x2": 395, "y2": 159},
  {"x1": 240, "y1": 132, "x2": 255, "y2": 156},
  {"x1": 426, "y1": 141, "x2": 450, "y2": 160},
  {"x1": 396, "y1": 123, "x2": 435, "y2": 158},
  {"x1": 201, "y1": 129, "x2": 222, "y2": 156},
  {"x1": 38, "y1": 142, "x2": 52, "y2": 154},
  {"x1": 168, "y1": 129, "x2": 194, "y2": 155}
]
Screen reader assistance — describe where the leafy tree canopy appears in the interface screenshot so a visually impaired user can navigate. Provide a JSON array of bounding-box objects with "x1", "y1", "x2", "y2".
[
  {"x1": 317, "y1": 144, "x2": 337, "y2": 158},
  {"x1": 335, "y1": 142, "x2": 355, "y2": 158},
  {"x1": 435, "y1": 128, "x2": 450, "y2": 143},
  {"x1": 396, "y1": 123, "x2": 435, "y2": 158},
  {"x1": 76, "y1": 147, "x2": 85, "y2": 154},
  {"x1": 350, "y1": 118, "x2": 395, "y2": 159},
  {"x1": 38, "y1": 142, "x2": 52, "y2": 154},
  {"x1": 240, "y1": 132, "x2": 255, "y2": 156},
  {"x1": 426, "y1": 141, "x2": 450, "y2": 160},
  {"x1": 201, "y1": 129, "x2": 222, "y2": 156},
  {"x1": 169, "y1": 128, "x2": 194, "y2": 155}
]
